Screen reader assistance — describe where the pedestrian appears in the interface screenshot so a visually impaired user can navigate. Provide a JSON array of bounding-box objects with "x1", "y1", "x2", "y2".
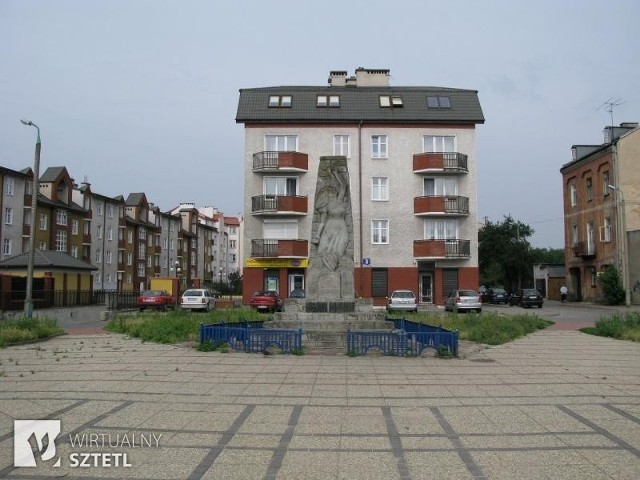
[{"x1": 560, "y1": 284, "x2": 568, "y2": 303}]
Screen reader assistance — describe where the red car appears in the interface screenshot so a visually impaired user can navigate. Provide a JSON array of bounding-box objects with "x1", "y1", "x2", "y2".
[
  {"x1": 137, "y1": 290, "x2": 176, "y2": 311},
  {"x1": 249, "y1": 291, "x2": 283, "y2": 313}
]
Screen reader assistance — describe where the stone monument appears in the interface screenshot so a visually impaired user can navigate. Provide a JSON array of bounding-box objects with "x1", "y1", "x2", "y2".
[{"x1": 306, "y1": 156, "x2": 355, "y2": 307}]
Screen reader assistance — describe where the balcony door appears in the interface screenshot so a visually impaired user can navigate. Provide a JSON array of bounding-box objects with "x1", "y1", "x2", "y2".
[
  {"x1": 264, "y1": 177, "x2": 297, "y2": 196},
  {"x1": 424, "y1": 177, "x2": 458, "y2": 196}
]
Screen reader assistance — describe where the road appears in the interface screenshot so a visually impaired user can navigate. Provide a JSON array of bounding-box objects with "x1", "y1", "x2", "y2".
[{"x1": 481, "y1": 299, "x2": 632, "y2": 330}]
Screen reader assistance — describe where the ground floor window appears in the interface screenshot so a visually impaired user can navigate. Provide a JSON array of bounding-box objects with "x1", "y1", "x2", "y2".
[{"x1": 371, "y1": 268, "x2": 388, "y2": 297}]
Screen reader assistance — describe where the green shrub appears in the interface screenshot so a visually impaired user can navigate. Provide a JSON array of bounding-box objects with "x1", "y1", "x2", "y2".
[
  {"x1": 599, "y1": 265, "x2": 625, "y2": 305},
  {"x1": 584, "y1": 312, "x2": 640, "y2": 341},
  {"x1": 0, "y1": 317, "x2": 63, "y2": 348}
]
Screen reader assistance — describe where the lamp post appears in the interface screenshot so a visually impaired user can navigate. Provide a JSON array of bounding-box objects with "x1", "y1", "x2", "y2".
[
  {"x1": 219, "y1": 267, "x2": 224, "y2": 285},
  {"x1": 20, "y1": 119, "x2": 41, "y2": 319},
  {"x1": 608, "y1": 184, "x2": 631, "y2": 306}
]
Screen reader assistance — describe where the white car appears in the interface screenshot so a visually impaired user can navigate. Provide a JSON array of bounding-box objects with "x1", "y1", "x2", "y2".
[
  {"x1": 387, "y1": 290, "x2": 418, "y2": 313},
  {"x1": 180, "y1": 289, "x2": 216, "y2": 311},
  {"x1": 444, "y1": 289, "x2": 482, "y2": 313}
]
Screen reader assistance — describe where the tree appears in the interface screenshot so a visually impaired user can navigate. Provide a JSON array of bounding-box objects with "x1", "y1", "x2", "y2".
[
  {"x1": 530, "y1": 247, "x2": 565, "y2": 265},
  {"x1": 479, "y1": 215, "x2": 534, "y2": 292},
  {"x1": 227, "y1": 270, "x2": 243, "y2": 295}
]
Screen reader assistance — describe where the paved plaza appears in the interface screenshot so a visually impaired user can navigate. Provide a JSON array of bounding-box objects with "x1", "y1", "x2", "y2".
[{"x1": 0, "y1": 327, "x2": 639, "y2": 479}]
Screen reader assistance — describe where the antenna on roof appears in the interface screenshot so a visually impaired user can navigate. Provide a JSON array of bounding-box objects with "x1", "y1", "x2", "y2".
[{"x1": 597, "y1": 98, "x2": 625, "y2": 127}]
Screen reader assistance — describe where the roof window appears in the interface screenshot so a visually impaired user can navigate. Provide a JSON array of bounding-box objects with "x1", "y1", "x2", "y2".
[
  {"x1": 317, "y1": 95, "x2": 340, "y2": 107},
  {"x1": 426, "y1": 96, "x2": 451, "y2": 109},
  {"x1": 268, "y1": 95, "x2": 292, "y2": 108},
  {"x1": 379, "y1": 95, "x2": 403, "y2": 108}
]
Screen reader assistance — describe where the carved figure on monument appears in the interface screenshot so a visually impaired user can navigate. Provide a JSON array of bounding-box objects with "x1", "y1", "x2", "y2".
[{"x1": 307, "y1": 157, "x2": 354, "y2": 301}]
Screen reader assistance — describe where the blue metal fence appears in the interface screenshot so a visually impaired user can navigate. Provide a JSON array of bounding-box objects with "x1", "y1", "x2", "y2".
[
  {"x1": 385, "y1": 317, "x2": 458, "y2": 356},
  {"x1": 199, "y1": 322, "x2": 302, "y2": 354}
]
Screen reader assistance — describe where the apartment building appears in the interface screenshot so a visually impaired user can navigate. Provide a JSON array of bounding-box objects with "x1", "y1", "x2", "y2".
[
  {"x1": 560, "y1": 122, "x2": 639, "y2": 304},
  {"x1": 1, "y1": 166, "x2": 32, "y2": 260},
  {"x1": 236, "y1": 68, "x2": 484, "y2": 306}
]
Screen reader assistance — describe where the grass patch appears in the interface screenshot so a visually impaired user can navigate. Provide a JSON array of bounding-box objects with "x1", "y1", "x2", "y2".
[
  {"x1": 388, "y1": 311, "x2": 553, "y2": 345},
  {"x1": 0, "y1": 317, "x2": 64, "y2": 348},
  {"x1": 106, "y1": 308, "x2": 268, "y2": 344},
  {"x1": 581, "y1": 312, "x2": 640, "y2": 342}
]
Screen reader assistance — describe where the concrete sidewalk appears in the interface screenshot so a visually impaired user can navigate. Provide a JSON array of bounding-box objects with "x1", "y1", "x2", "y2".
[{"x1": 0, "y1": 330, "x2": 639, "y2": 479}]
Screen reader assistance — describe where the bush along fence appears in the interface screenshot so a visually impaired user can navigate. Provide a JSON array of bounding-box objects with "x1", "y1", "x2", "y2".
[
  {"x1": 199, "y1": 321, "x2": 303, "y2": 354},
  {"x1": 199, "y1": 317, "x2": 458, "y2": 357}
]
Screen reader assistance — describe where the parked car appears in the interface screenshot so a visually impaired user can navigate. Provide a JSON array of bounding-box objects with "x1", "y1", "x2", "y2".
[
  {"x1": 482, "y1": 288, "x2": 509, "y2": 304},
  {"x1": 250, "y1": 291, "x2": 283, "y2": 313},
  {"x1": 289, "y1": 288, "x2": 306, "y2": 299},
  {"x1": 180, "y1": 288, "x2": 216, "y2": 311},
  {"x1": 387, "y1": 290, "x2": 418, "y2": 313},
  {"x1": 444, "y1": 289, "x2": 482, "y2": 313},
  {"x1": 137, "y1": 290, "x2": 176, "y2": 311},
  {"x1": 509, "y1": 288, "x2": 543, "y2": 308}
]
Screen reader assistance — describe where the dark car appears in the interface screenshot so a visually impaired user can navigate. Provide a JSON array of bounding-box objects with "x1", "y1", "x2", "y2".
[
  {"x1": 137, "y1": 290, "x2": 176, "y2": 311},
  {"x1": 509, "y1": 288, "x2": 543, "y2": 308},
  {"x1": 250, "y1": 291, "x2": 283, "y2": 313},
  {"x1": 483, "y1": 288, "x2": 509, "y2": 304}
]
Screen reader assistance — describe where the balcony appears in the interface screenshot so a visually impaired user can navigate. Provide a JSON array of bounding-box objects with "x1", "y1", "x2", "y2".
[
  {"x1": 251, "y1": 239, "x2": 308, "y2": 258},
  {"x1": 414, "y1": 196, "x2": 469, "y2": 216},
  {"x1": 251, "y1": 195, "x2": 308, "y2": 216},
  {"x1": 413, "y1": 152, "x2": 468, "y2": 173},
  {"x1": 253, "y1": 151, "x2": 308, "y2": 172},
  {"x1": 572, "y1": 241, "x2": 596, "y2": 258},
  {"x1": 413, "y1": 239, "x2": 471, "y2": 258}
]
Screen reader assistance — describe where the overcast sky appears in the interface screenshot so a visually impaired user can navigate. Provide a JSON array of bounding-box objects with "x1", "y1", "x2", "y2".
[{"x1": 2, "y1": 0, "x2": 638, "y2": 248}]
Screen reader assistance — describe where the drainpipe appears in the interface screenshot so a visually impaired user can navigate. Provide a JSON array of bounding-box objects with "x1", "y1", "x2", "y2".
[{"x1": 358, "y1": 120, "x2": 364, "y2": 297}]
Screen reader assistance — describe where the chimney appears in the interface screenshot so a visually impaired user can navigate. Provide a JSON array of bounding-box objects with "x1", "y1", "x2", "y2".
[
  {"x1": 328, "y1": 71, "x2": 348, "y2": 87},
  {"x1": 329, "y1": 68, "x2": 390, "y2": 87}
]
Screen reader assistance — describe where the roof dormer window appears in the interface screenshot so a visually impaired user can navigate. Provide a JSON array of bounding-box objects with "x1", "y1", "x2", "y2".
[
  {"x1": 268, "y1": 95, "x2": 292, "y2": 108},
  {"x1": 379, "y1": 95, "x2": 403, "y2": 108},
  {"x1": 317, "y1": 95, "x2": 340, "y2": 107},
  {"x1": 426, "y1": 96, "x2": 451, "y2": 109}
]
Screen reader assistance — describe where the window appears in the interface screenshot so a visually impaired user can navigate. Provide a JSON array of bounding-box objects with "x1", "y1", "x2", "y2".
[
  {"x1": 147, "y1": 255, "x2": 153, "y2": 267},
  {"x1": 39, "y1": 241, "x2": 46, "y2": 250},
  {"x1": 106, "y1": 250, "x2": 112, "y2": 264},
  {"x1": 97, "y1": 202, "x2": 104, "y2": 216},
  {"x1": 372, "y1": 220, "x2": 389, "y2": 244},
  {"x1": 107, "y1": 226, "x2": 113, "y2": 241},
  {"x1": 425, "y1": 220, "x2": 458, "y2": 240},
  {"x1": 55, "y1": 230, "x2": 67, "y2": 252},
  {"x1": 138, "y1": 243, "x2": 146, "y2": 258},
  {"x1": 127, "y1": 252, "x2": 133, "y2": 266},
  {"x1": 379, "y1": 95, "x2": 403, "y2": 107},
  {"x1": 106, "y1": 273, "x2": 112, "y2": 284},
  {"x1": 426, "y1": 96, "x2": 451, "y2": 109},
  {"x1": 4, "y1": 207, "x2": 13, "y2": 225},
  {"x1": 139, "y1": 228, "x2": 146, "y2": 240},
  {"x1": 586, "y1": 178, "x2": 593, "y2": 202},
  {"x1": 25, "y1": 180, "x2": 33, "y2": 195},
  {"x1": 24, "y1": 209, "x2": 31, "y2": 227},
  {"x1": 3, "y1": 238, "x2": 12, "y2": 256},
  {"x1": 71, "y1": 219, "x2": 79, "y2": 235},
  {"x1": 371, "y1": 135, "x2": 388, "y2": 158},
  {"x1": 138, "y1": 265, "x2": 146, "y2": 277},
  {"x1": 264, "y1": 177, "x2": 297, "y2": 195},
  {"x1": 423, "y1": 135, "x2": 455, "y2": 153},
  {"x1": 5, "y1": 178, "x2": 14, "y2": 196},
  {"x1": 56, "y1": 209, "x2": 67, "y2": 226},
  {"x1": 590, "y1": 267, "x2": 597, "y2": 287},
  {"x1": 95, "y1": 248, "x2": 102, "y2": 263},
  {"x1": 127, "y1": 230, "x2": 133, "y2": 244},
  {"x1": 268, "y1": 95, "x2": 292, "y2": 108},
  {"x1": 569, "y1": 184, "x2": 577, "y2": 207},
  {"x1": 71, "y1": 245, "x2": 78, "y2": 258},
  {"x1": 317, "y1": 95, "x2": 340, "y2": 107},
  {"x1": 601, "y1": 217, "x2": 612, "y2": 242},
  {"x1": 371, "y1": 177, "x2": 389, "y2": 201},
  {"x1": 572, "y1": 224, "x2": 579, "y2": 246},
  {"x1": 40, "y1": 214, "x2": 47, "y2": 230},
  {"x1": 263, "y1": 219, "x2": 298, "y2": 239},
  {"x1": 96, "y1": 224, "x2": 102, "y2": 239},
  {"x1": 333, "y1": 135, "x2": 350, "y2": 157},
  {"x1": 265, "y1": 135, "x2": 297, "y2": 152},
  {"x1": 424, "y1": 177, "x2": 458, "y2": 196},
  {"x1": 106, "y1": 204, "x2": 114, "y2": 218},
  {"x1": 586, "y1": 222, "x2": 595, "y2": 254},
  {"x1": 603, "y1": 171, "x2": 610, "y2": 196},
  {"x1": 229, "y1": 240, "x2": 237, "y2": 249}
]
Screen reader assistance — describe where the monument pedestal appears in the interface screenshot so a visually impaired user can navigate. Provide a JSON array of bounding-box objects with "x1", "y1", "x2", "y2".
[{"x1": 265, "y1": 299, "x2": 392, "y2": 353}]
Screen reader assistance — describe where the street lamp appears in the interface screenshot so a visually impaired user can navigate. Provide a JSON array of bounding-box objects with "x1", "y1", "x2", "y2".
[
  {"x1": 607, "y1": 184, "x2": 631, "y2": 306},
  {"x1": 20, "y1": 119, "x2": 41, "y2": 319}
]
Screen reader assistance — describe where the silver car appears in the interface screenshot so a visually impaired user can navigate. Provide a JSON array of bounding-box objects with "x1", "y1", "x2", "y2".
[
  {"x1": 387, "y1": 290, "x2": 418, "y2": 313},
  {"x1": 180, "y1": 289, "x2": 216, "y2": 311},
  {"x1": 444, "y1": 289, "x2": 482, "y2": 313}
]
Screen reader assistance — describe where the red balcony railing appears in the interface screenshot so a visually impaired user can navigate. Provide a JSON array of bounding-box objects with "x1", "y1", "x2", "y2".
[
  {"x1": 251, "y1": 239, "x2": 308, "y2": 258},
  {"x1": 413, "y1": 152, "x2": 468, "y2": 173},
  {"x1": 251, "y1": 195, "x2": 308, "y2": 215},
  {"x1": 413, "y1": 239, "x2": 471, "y2": 258},
  {"x1": 252, "y1": 151, "x2": 308, "y2": 172},
  {"x1": 414, "y1": 196, "x2": 469, "y2": 215}
]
